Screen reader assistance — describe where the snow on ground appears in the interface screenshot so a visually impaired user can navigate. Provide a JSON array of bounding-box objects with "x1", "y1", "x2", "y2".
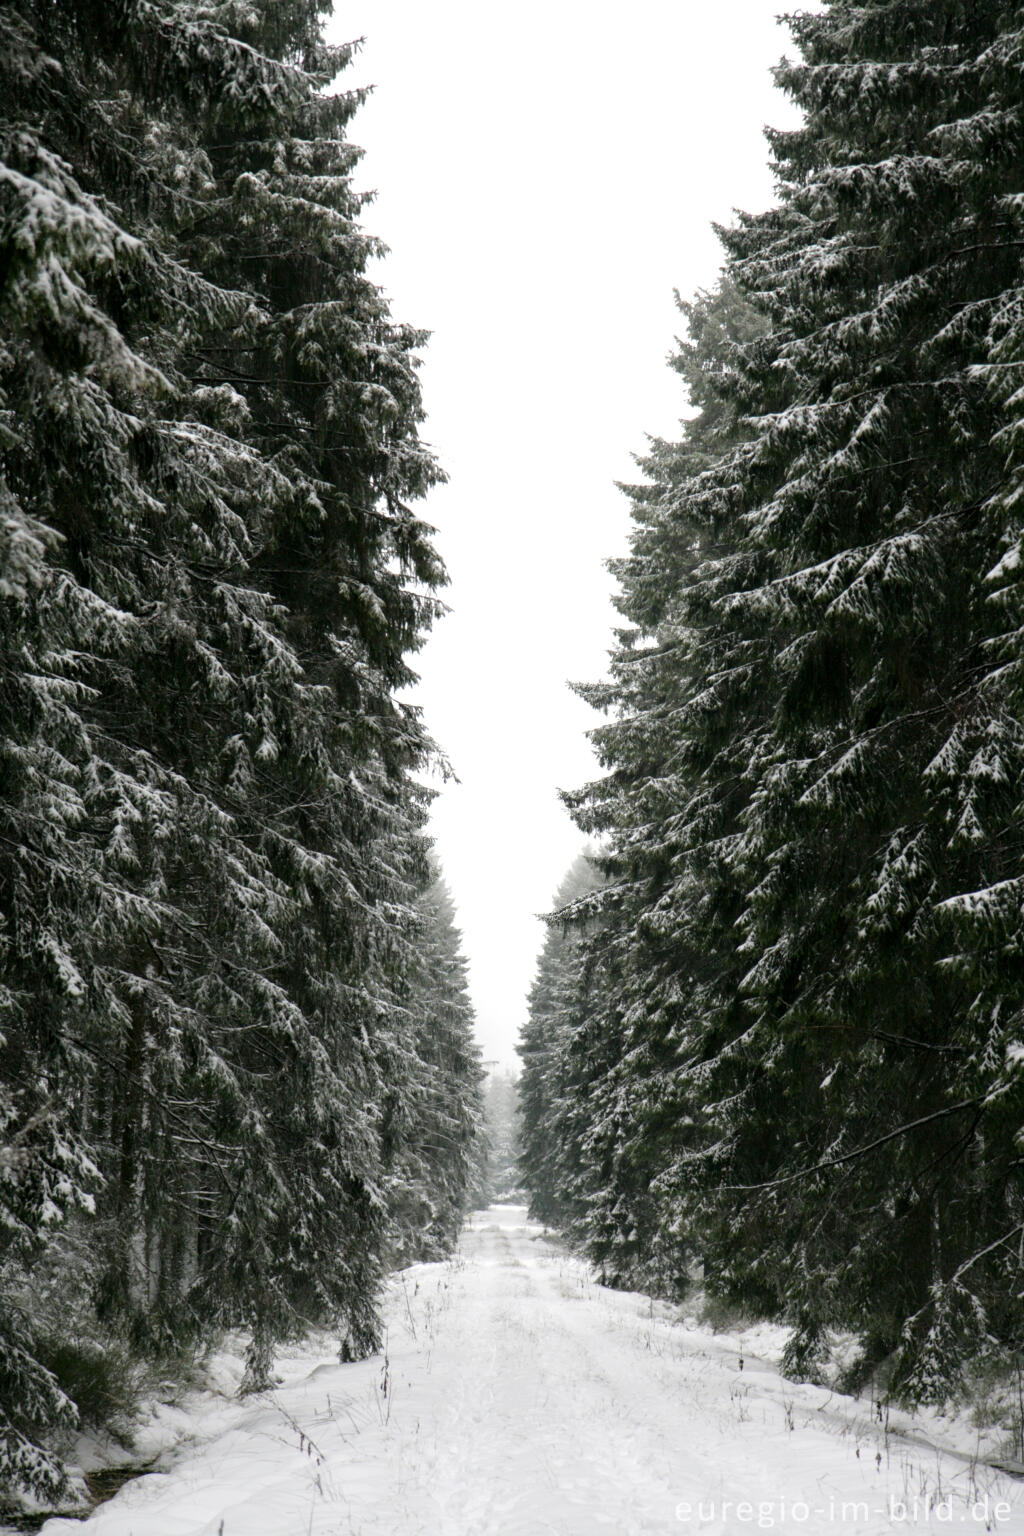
[{"x1": 36, "y1": 1206, "x2": 1024, "y2": 1535}]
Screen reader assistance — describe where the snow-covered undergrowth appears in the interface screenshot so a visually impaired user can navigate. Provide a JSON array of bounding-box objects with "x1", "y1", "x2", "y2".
[
  {"x1": 13, "y1": 1207, "x2": 1024, "y2": 1536},
  {"x1": 659, "y1": 1297, "x2": 1024, "y2": 1484}
]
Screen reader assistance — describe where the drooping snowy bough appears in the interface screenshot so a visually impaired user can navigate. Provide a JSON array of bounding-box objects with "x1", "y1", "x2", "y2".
[
  {"x1": 529, "y1": 0, "x2": 1024, "y2": 1402},
  {"x1": 0, "y1": 0, "x2": 480, "y2": 1508}
]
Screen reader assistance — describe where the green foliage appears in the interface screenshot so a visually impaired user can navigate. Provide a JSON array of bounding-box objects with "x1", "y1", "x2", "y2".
[
  {"x1": 387, "y1": 871, "x2": 484, "y2": 1263},
  {"x1": 517, "y1": 854, "x2": 602, "y2": 1228},
  {"x1": 0, "y1": 0, "x2": 478, "y2": 1505},
  {"x1": 32, "y1": 1337, "x2": 141, "y2": 1438},
  {"x1": 523, "y1": 0, "x2": 1024, "y2": 1401}
]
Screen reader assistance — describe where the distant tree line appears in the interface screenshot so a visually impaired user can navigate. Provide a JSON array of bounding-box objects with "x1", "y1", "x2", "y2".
[
  {"x1": 470, "y1": 1067, "x2": 522, "y2": 1206},
  {"x1": 519, "y1": 0, "x2": 1024, "y2": 1402},
  {"x1": 0, "y1": 0, "x2": 480, "y2": 1509}
]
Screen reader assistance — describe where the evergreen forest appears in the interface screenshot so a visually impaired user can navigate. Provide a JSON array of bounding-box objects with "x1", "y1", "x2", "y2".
[
  {"x1": 519, "y1": 0, "x2": 1024, "y2": 1406},
  {"x1": 0, "y1": 0, "x2": 481, "y2": 1509},
  {"x1": 8, "y1": 0, "x2": 1024, "y2": 1520}
]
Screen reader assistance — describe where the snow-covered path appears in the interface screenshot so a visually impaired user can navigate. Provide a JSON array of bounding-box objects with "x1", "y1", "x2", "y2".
[{"x1": 42, "y1": 1207, "x2": 1024, "y2": 1535}]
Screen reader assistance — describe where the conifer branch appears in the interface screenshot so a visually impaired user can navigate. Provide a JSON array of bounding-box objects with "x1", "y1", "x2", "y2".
[{"x1": 724, "y1": 1099, "x2": 984, "y2": 1192}]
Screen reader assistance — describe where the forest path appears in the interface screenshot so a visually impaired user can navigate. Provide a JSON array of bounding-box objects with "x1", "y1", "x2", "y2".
[{"x1": 42, "y1": 1206, "x2": 1024, "y2": 1536}]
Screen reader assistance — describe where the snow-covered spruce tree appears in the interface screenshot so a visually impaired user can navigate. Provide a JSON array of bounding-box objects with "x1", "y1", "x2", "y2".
[
  {"x1": 0, "y1": 0, "x2": 206, "y2": 1497},
  {"x1": 567, "y1": 2, "x2": 1024, "y2": 1393},
  {"x1": 558, "y1": 279, "x2": 768, "y2": 1299},
  {"x1": 526, "y1": 918, "x2": 636, "y2": 1281},
  {"x1": 1, "y1": 0, "x2": 452, "y2": 1496},
  {"x1": 517, "y1": 853, "x2": 604, "y2": 1229},
  {"x1": 712, "y1": 0, "x2": 1024, "y2": 1393},
  {"x1": 387, "y1": 872, "x2": 483, "y2": 1264},
  {"x1": 148, "y1": 0, "x2": 448, "y2": 1382}
]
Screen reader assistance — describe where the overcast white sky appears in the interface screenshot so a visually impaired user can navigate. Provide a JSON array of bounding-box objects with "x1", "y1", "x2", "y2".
[{"x1": 330, "y1": 1, "x2": 802, "y2": 1068}]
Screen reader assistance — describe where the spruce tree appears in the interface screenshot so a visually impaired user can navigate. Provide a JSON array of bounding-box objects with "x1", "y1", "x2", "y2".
[
  {"x1": 563, "y1": 0, "x2": 1024, "y2": 1395},
  {"x1": 705, "y1": 0, "x2": 1024, "y2": 1390},
  {"x1": 388, "y1": 871, "x2": 483, "y2": 1263},
  {"x1": 556, "y1": 280, "x2": 768, "y2": 1298},
  {"x1": 1, "y1": 0, "x2": 462, "y2": 1500},
  {"x1": 517, "y1": 854, "x2": 603, "y2": 1230}
]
